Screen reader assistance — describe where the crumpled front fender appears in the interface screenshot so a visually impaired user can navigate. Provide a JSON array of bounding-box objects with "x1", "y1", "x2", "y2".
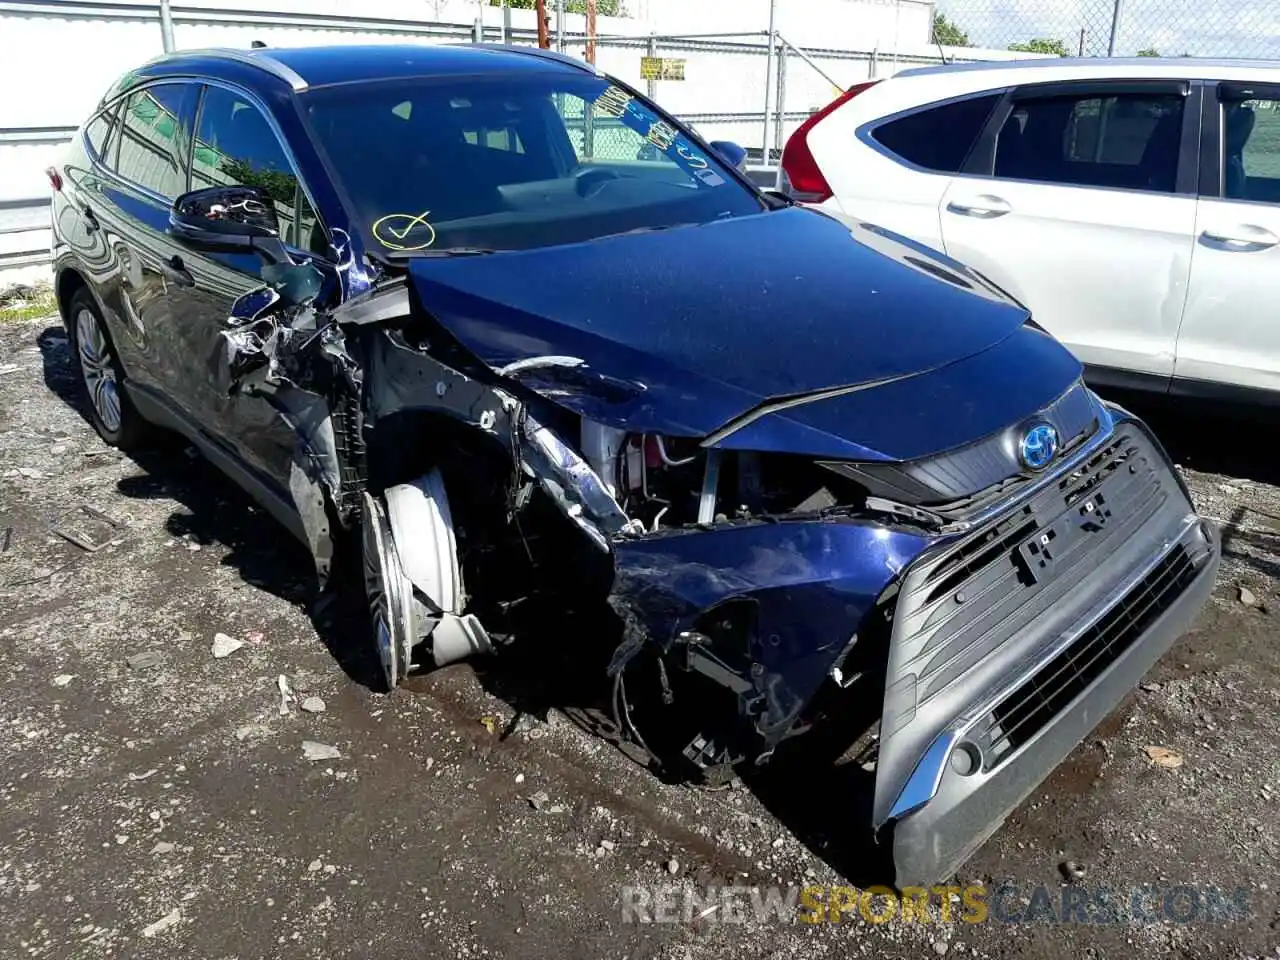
[{"x1": 610, "y1": 519, "x2": 932, "y2": 744}]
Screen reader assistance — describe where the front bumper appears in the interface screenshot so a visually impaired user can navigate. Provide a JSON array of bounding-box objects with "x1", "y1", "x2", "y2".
[
  {"x1": 881, "y1": 418, "x2": 1220, "y2": 886},
  {"x1": 893, "y1": 519, "x2": 1217, "y2": 886}
]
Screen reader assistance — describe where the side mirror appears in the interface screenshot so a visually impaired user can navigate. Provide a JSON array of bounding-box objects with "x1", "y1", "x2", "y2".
[
  {"x1": 709, "y1": 140, "x2": 748, "y2": 171},
  {"x1": 169, "y1": 186, "x2": 282, "y2": 256}
]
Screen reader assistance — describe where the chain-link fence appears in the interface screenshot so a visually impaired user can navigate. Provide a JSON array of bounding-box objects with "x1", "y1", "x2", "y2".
[{"x1": 934, "y1": 0, "x2": 1280, "y2": 60}]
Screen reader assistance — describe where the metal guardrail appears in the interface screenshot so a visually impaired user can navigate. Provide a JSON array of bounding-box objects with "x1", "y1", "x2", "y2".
[{"x1": 0, "y1": 126, "x2": 78, "y2": 146}]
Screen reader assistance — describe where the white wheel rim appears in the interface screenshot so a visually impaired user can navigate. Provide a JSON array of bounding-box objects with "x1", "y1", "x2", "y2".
[{"x1": 75, "y1": 307, "x2": 122, "y2": 433}]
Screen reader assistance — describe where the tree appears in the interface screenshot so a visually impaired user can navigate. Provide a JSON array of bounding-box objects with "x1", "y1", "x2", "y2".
[
  {"x1": 491, "y1": 0, "x2": 627, "y2": 15},
  {"x1": 1136, "y1": 46, "x2": 1160, "y2": 57},
  {"x1": 932, "y1": 12, "x2": 970, "y2": 47},
  {"x1": 1008, "y1": 38, "x2": 1070, "y2": 56}
]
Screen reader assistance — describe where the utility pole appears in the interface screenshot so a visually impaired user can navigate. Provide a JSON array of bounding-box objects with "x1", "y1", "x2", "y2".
[
  {"x1": 586, "y1": 0, "x2": 598, "y2": 64},
  {"x1": 159, "y1": 0, "x2": 175, "y2": 52},
  {"x1": 556, "y1": 0, "x2": 566, "y2": 52},
  {"x1": 1107, "y1": 0, "x2": 1123, "y2": 56},
  {"x1": 535, "y1": 0, "x2": 551, "y2": 49},
  {"x1": 761, "y1": 0, "x2": 778, "y2": 163}
]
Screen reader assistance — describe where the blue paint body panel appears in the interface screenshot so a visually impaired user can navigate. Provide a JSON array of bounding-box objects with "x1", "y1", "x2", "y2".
[
  {"x1": 612, "y1": 519, "x2": 934, "y2": 736},
  {"x1": 406, "y1": 208, "x2": 1083, "y2": 460}
]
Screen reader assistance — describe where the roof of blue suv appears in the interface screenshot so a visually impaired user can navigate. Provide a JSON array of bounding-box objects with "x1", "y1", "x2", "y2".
[{"x1": 156, "y1": 43, "x2": 594, "y2": 91}]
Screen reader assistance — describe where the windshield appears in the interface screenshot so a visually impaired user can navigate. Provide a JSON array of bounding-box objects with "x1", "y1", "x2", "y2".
[{"x1": 302, "y1": 73, "x2": 764, "y2": 255}]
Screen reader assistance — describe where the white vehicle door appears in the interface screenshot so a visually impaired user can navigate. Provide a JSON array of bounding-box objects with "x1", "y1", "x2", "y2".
[
  {"x1": 938, "y1": 80, "x2": 1199, "y2": 387},
  {"x1": 1177, "y1": 81, "x2": 1280, "y2": 396}
]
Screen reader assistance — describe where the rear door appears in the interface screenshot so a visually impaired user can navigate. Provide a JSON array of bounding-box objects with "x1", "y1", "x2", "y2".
[
  {"x1": 92, "y1": 81, "x2": 201, "y2": 410},
  {"x1": 1176, "y1": 81, "x2": 1280, "y2": 395},
  {"x1": 938, "y1": 79, "x2": 1200, "y2": 386},
  {"x1": 827, "y1": 89, "x2": 1005, "y2": 251}
]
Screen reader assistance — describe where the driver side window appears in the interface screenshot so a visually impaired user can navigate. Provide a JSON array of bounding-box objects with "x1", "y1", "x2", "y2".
[{"x1": 192, "y1": 85, "x2": 329, "y2": 256}]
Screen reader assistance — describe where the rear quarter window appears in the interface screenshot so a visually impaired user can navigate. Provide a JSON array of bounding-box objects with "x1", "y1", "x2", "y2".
[{"x1": 871, "y1": 93, "x2": 1002, "y2": 173}]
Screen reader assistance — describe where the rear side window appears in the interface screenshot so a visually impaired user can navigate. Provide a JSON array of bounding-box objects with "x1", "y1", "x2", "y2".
[
  {"x1": 84, "y1": 102, "x2": 121, "y2": 162},
  {"x1": 193, "y1": 85, "x2": 324, "y2": 253},
  {"x1": 114, "y1": 83, "x2": 194, "y2": 200},
  {"x1": 994, "y1": 92, "x2": 1185, "y2": 193},
  {"x1": 872, "y1": 94, "x2": 1001, "y2": 173},
  {"x1": 1222, "y1": 95, "x2": 1280, "y2": 204}
]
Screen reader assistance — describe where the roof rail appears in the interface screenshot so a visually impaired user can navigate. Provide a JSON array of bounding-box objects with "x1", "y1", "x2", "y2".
[
  {"x1": 457, "y1": 42, "x2": 600, "y2": 75},
  {"x1": 160, "y1": 47, "x2": 309, "y2": 91}
]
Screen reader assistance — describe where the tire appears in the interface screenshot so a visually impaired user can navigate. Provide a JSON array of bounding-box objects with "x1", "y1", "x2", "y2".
[{"x1": 67, "y1": 288, "x2": 151, "y2": 449}]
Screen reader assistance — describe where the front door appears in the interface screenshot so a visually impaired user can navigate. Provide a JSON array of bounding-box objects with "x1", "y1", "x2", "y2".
[
  {"x1": 940, "y1": 80, "x2": 1199, "y2": 386},
  {"x1": 1177, "y1": 82, "x2": 1280, "y2": 395},
  {"x1": 169, "y1": 82, "x2": 333, "y2": 489}
]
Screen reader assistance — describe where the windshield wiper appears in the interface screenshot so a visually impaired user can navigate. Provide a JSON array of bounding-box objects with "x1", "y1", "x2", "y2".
[{"x1": 394, "y1": 247, "x2": 500, "y2": 258}]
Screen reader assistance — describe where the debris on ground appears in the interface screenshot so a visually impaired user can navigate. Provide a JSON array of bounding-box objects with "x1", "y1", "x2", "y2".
[
  {"x1": 234, "y1": 723, "x2": 271, "y2": 742},
  {"x1": 127, "y1": 769, "x2": 157, "y2": 781},
  {"x1": 125, "y1": 650, "x2": 166, "y2": 671},
  {"x1": 1144, "y1": 745, "x2": 1185, "y2": 769},
  {"x1": 51, "y1": 674, "x2": 73, "y2": 687},
  {"x1": 150, "y1": 841, "x2": 176, "y2": 855},
  {"x1": 1059, "y1": 860, "x2": 1087, "y2": 882},
  {"x1": 302, "y1": 741, "x2": 341, "y2": 762},
  {"x1": 479, "y1": 714, "x2": 498, "y2": 735},
  {"x1": 211, "y1": 632, "x2": 245, "y2": 659},
  {"x1": 277, "y1": 674, "x2": 295, "y2": 715},
  {"x1": 1239, "y1": 585, "x2": 1258, "y2": 607},
  {"x1": 300, "y1": 696, "x2": 326, "y2": 713},
  {"x1": 49, "y1": 504, "x2": 124, "y2": 552},
  {"x1": 527, "y1": 791, "x2": 550, "y2": 811},
  {"x1": 665, "y1": 857, "x2": 680, "y2": 876},
  {"x1": 141, "y1": 908, "x2": 182, "y2": 938}
]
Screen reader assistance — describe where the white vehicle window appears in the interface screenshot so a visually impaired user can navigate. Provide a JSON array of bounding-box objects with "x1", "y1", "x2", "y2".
[
  {"x1": 994, "y1": 92, "x2": 1184, "y2": 193},
  {"x1": 1223, "y1": 97, "x2": 1280, "y2": 204},
  {"x1": 872, "y1": 94, "x2": 1002, "y2": 173}
]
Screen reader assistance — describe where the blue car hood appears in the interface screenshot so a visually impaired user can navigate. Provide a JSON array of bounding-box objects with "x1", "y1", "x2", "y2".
[{"x1": 405, "y1": 208, "x2": 1083, "y2": 461}]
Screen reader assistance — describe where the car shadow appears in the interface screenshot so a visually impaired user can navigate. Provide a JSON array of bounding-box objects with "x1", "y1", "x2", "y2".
[
  {"x1": 1095, "y1": 386, "x2": 1280, "y2": 581},
  {"x1": 35, "y1": 323, "x2": 385, "y2": 691}
]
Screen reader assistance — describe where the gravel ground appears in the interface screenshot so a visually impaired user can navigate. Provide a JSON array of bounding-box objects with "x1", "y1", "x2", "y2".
[{"x1": 2, "y1": 313, "x2": 1279, "y2": 959}]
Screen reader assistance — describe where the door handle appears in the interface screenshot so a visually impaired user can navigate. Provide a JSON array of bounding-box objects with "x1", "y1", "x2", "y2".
[
  {"x1": 1200, "y1": 225, "x2": 1279, "y2": 250},
  {"x1": 159, "y1": 255, "x2": 195, "y2": 288},
  {"x1": 81, "y1": 205, "x2": 100, "y2": 233},
  {"x1": 946, "y1": 195, "x2": 1012, "y2": 219}
]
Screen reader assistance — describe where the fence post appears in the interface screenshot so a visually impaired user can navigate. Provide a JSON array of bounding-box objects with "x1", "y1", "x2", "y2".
[
  {"x1": 473, "y1": 18, "x2": 483, "y2": 43},
  {"x1": 556, "y1": 0, "x2": 566, "y2": 52},
  {"x1": 1106, "y1": 0, "x2": 1123, "y2": 56},
  {"x1": 159, "y1": 0, "x2": 176, "y2": 53},
  {"x1": 503, "y1": 1, "x2": 512, "y2": 44},
  {"x1": 761, "y1": 0, "x2": 778, "y2": 163},
  {"x1": 773, "y1": 43, "x2": 788, "y2": 159},
  {"x1": 647, "y1": 33, "x2": 657, "y2": 99}
]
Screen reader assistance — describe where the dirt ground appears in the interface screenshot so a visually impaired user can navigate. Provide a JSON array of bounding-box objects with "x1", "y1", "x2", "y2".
[{"x1": 3, "y1": 313, "x2": 1280, "y2": 960}]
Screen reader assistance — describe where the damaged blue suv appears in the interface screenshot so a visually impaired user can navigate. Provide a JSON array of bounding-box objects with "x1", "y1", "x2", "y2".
[{"x1": 49, "y1": 43, "x2": 1219, "y2": 885}]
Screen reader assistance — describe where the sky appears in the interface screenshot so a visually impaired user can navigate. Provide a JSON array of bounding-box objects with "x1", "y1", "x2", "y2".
[{"x1": 937, "y1": 0, "x2": 1280, "y2": 58}]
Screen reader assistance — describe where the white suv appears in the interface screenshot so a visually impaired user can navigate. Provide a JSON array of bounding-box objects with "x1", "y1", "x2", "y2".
[{"x1": 779, "y1": 58, "x2": 1280, "y2": 402}]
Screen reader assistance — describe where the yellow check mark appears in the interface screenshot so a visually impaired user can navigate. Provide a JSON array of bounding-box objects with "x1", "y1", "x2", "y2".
[{"x1": 372, "y1": 211, "x2": 436, "y2": 251}]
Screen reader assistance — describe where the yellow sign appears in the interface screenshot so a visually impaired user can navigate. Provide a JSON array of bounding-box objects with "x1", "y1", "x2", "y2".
[{"x1": 640, "y1": 56, "x2": 686, "y2": 81}]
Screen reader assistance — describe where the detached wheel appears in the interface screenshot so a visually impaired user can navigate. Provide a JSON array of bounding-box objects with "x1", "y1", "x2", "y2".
[{"x1": 68, "y1": 289, "x2": 148, "y2": 448}]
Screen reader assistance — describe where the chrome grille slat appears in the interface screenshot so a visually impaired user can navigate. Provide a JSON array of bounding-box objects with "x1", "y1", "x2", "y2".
[
  {"x1": 899, "y1": 448, "x2": 1168, "y2": 688},
  {"x1": 907, "y1": 465, "x2": 1165, "y2": 664}
]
